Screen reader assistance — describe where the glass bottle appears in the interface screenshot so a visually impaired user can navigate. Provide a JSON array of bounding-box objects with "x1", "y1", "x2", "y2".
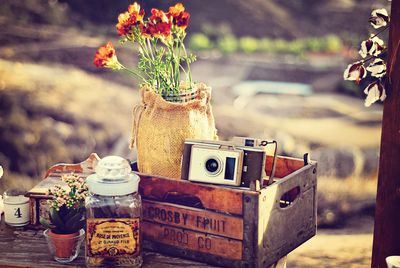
[{"x1": 85, "y1": 156, "x2": 142, "y2": 268}]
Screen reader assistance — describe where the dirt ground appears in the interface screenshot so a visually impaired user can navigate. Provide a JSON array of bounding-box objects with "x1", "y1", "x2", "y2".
[{"x1": 289, "y1": 217, "x2": 373, "y2": 268}]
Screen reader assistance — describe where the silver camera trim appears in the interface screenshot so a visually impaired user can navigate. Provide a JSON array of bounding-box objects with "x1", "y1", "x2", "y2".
[{"x1": 204, "y1": 156, "x2": 223, "y2": 177}]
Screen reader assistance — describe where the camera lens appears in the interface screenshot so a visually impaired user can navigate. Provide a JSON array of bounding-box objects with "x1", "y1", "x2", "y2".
[{"x1": 205, "y1": 158, "x2": 220, "y2": 174}]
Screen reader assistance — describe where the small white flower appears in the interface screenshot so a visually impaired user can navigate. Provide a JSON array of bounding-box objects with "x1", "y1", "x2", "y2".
[
  {"x1": 367, "y1": 58, "x2": 387, "y2": 78},
  {"x1": 369, "y1": 8, "x2": 389, "y2": 29},
  {"x1": 359, "y1": 36, "x2": 385, "y2": 58},
  {"x1": 343, "y1": 61, "x2": 367, "y2": 82},
  {"x1": 364, "y1": 81, "x2": 386, "y2": 107}
]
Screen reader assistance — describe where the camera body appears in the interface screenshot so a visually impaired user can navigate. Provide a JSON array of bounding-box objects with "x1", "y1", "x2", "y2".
[{"x1": 181, "y1": 139, "x2": 266, "y2": 187}]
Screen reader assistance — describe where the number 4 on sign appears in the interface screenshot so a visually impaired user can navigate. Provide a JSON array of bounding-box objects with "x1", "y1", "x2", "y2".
[{"x1": 14, "y1": 208, "x2": 22, "y2": 218}]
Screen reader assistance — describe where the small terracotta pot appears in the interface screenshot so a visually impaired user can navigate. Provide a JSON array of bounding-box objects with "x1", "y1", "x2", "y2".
[{"x1": 47, "y1": 230, "x2": 80, "y2": 258}]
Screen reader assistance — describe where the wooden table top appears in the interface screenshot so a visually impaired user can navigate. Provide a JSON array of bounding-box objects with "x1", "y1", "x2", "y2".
[
  {"x1": 0, "y1": 217, "x2": 286, "y2": 268},
  {"x1": 0, "y1": 217, "x2": 213, "y2": 268}
]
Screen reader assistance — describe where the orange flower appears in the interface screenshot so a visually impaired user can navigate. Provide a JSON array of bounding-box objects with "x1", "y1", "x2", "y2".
[
  {"x1": 93, "y1": 42, "x2": 121, "y2": 69},
  {"x1": 128, "y1": 2, "x2": 142, "y2": 15},
  {"x1": 168, "y1": 3, "x2": 185, "y2": 17},
  {"x1": 116, "y1": 2, "x2": 144, "y2": 36},
  {"x1": 141, "y1": 9, "x2": 172, "y2": 38},
  {"x1": 149, "y1": 8, "x2": 169, "y2": 24},
  {"x1": 167, "y1": 3, "x2": 190, "y2": 29}
]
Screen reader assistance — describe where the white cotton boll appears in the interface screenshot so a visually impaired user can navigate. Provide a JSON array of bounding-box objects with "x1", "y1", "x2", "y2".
[
  {"x1": 371, "y1": 8, "x2": 388, "y2": 18},
  {"x1": 359, "y1": 37, "x2": 385, "y2": 58},
  {"x1": 372, "y1": 36, "x2": 384, "y2": 47},
  {"x1": 370, "y1": 8, "x2": 389, "y2": 29},
  {"x1": 364, "y1": 85, "x2": 380, "y2": 107},
  {"x1": 359, "y1": 41, "x2": 369, "y2": 58},
  {"x1": 343, "y1": 62, "x2": 366, "y2": 81},
  {"x1": 367, "y1": 58, "x2": 387, "y2": 78},
  {"x1": 364, "y1": 82, "x2": 386, "y2": 107},
  {"x1": 370, "y1": 17, "x2": 387, "y2": 29}
]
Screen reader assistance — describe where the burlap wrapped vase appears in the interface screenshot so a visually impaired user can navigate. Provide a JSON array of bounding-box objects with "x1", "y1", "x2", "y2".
[{"x1": 130, "y1": 83, "x2": 218, "y2": 179}]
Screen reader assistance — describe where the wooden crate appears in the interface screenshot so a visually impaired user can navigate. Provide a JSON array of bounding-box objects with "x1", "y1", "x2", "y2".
[
  {"x1": 139, "y1": 155, "x2": 317, "y2": 268},
  {"x1": 27, "y1": 153, "x2": 317, "y2": 267}
]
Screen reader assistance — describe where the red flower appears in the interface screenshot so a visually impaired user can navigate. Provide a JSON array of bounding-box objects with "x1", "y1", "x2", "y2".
[
  {"x1": 140, "y1": 23, "x2": 153, "y2": 38},
  {"x1": 167, "y1": 3, "x2": 190, "y2": 29},
  {"x1": 116, "y1": 2, "x2": 144, "y2": 36},
  {"x1": 141, "y1": 9, "x2": 172, "y2": 38},
  {"x1": 93, "y1": 42, "x2": 121, "y2": 69}
]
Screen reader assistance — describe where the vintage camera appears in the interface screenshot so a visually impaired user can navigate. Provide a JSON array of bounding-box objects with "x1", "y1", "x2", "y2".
[{"x1": 181, "y1": 139, "x2": 267, "y2": 187}]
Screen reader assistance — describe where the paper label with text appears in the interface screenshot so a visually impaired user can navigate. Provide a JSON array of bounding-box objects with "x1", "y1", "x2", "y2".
[{"x1": 87, "y1": 218, "x2": 140, "y2": 257}]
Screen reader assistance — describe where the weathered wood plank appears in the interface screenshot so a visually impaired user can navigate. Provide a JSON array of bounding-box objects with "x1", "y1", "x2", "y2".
[
  {"x1": 142, "y1": 221, "x2": 243, "y2": 260},
  {"x1": 241, "y1": 192, "x2": 258, "y2": 266},
  {"x1": 138, "y1": 173, "x2": 245, "y2": 215},
  {"x1": 257, "y1": 163, "x2": 317, "y2": 267},
  {"x1": 44, "y1": 153, "x2": 100, "y2": 178},
  {"x1": 0, "y1": 218, "x2": 217, "y2": 268},
  {"x1": 143, "y1": 200, "x2": 244, "y2": 240},
  {"x1": 265, "y1": 155, "x2": 304, "y2": 179}
]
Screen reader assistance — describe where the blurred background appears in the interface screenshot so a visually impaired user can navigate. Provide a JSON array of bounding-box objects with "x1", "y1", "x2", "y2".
[{"x1": 0, "y1": 0, "x2": 390, "y2": 266}]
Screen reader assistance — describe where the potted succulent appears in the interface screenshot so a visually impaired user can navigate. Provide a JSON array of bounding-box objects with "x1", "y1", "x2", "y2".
[
  {"x1": 41, "y1": 173, "x2": 87, "y2": 263},
  {"x1": 94, "y1": 2, "x2": 218, "y2": 179}
]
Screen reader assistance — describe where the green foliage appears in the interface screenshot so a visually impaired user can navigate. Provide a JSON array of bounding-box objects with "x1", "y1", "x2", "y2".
[
  {"x1": 323, "y1": 35, "x2": 343, "y2": 53},
  {"x1": 188, "y1": 33, "x2": 212, "y2": 51},
  {"x1": 259, "y1": 38, "x2": 273, "y2": 53},
  {"x1": 239, "y1": 37, "x2": 259, "y2": 54},
  {"x1": 41, "y1": 206, "x2": 85, "y2": 234},
  {"x1": 305, "y1": 37, "x2": 325, "y2": 52},
  {"x1": 188, "y1": 32, "x2": 343, "y2": 55},
  {"x1": 272, "y1": 39, "x2": 289, "y2": 53},
  {"x1": 201, "y1": 22, "x2": 233, "y2": 42},
  {"x1": 217, "y1": 34, "x2": 238, "y2": 54}
]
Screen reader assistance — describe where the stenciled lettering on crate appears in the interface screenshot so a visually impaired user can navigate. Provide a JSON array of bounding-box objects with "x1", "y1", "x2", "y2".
[
  {"x1": 142, "y1": 200, "x2": 244, "y2": 240},
  {"x1": 142, "y1": 221, "x2": 243, "y2": 260}
]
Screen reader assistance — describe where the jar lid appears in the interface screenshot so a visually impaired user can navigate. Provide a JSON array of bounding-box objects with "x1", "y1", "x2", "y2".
[
  {"x1": 86, "y1": 156, "x2": 140, "y2": 196},
  {"x1": 3, "y1": 189, "x2": 29, "y2": 204}
]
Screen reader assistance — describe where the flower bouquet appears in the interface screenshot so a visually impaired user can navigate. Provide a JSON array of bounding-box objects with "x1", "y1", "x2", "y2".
[
  {"x1": 40, "y1": 174, "x2": 87, "y2": 263},
  {"x1": 94, "y1": 2, "x2": 218, "y2": 179}
]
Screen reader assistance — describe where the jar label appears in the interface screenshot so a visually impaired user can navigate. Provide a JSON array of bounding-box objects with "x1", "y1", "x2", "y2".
[{"x1": 87, "y1": 218, "x2": 140, "y2": 257}]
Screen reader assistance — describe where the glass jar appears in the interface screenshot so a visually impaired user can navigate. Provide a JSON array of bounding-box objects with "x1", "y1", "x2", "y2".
[
  {"x1": 85, "y1": 156, "x2": 142, "y2": 268},
  {"x1": 3, "y1": 189, "x2": 30, "y2": 227}
]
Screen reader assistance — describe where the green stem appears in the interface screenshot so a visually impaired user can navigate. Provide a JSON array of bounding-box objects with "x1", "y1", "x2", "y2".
[
  {"x1": 361, "y1": 48, "x2": 388, "y2": 64},
  {"x1": 139, "y1": 41, "x2": 151, "y2": 60},
  {"x1": 179, "y1": 64, "x2": 188, "y2": 77},
  {"x1": 182, "y1": 42, "x2": 192, "y2": 88},
  {"x1": 174, "y1": 40, "x2": 181, "y2": 92},
  {"x1": 147, "y1": 38, "x2": 155, "y2": 60},
  {"x1": 167, "y1": 43, "x2": 177, "y2": 93},
  {"x1": 370, "y1": 25, "x2": 390, "y2": 40},
  {"x1": 121, "y1": 65, "x2": 147, "y2": 82}
]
